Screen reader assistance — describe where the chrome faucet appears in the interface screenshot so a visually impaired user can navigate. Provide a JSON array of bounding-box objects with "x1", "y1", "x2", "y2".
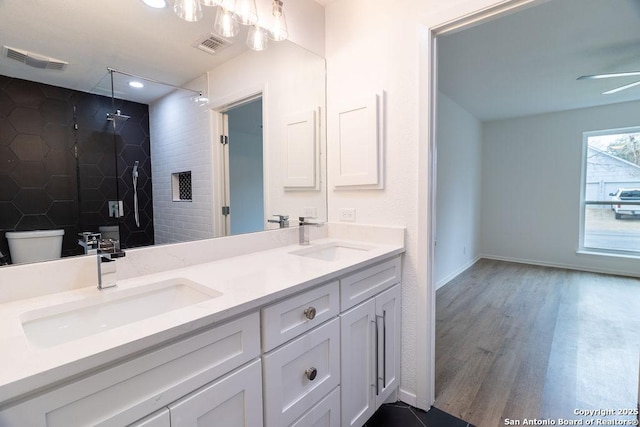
[
  {"x1": 97, "y1": 239, "x2": 125, "y2": 290},
  {"x1": 267, "y1": 214, "x2": 290, "y2": 228},
  {"x1": 298, "y1": 217, "x2": 322, "y2": 245}
]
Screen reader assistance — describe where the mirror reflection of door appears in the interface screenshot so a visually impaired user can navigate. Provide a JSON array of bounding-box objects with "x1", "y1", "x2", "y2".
[{"x1": 222, "y1": 98, "x2": 265, "y2": 236}]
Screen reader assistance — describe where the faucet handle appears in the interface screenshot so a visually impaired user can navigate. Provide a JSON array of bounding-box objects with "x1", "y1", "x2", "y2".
[
  {"x1": 98, "y1": 239, "x2": 125, "y2": 259},
  {"x1": 299, "y1": 216, "x2": 322, "y2": 226},
  {"x1": 273, "y1": 214, "x2": 289, "y2": 220}
]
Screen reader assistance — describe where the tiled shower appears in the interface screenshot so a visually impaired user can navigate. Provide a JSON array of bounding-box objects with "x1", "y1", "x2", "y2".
[{"x1": 0, "y1": 75, "x2": 154, "y2": 262}]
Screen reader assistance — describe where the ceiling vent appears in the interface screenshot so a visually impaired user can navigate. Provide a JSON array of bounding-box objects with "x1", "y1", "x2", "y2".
[
  {"x1": 193, "y1": 34, "x2": 231, "y2": 55},
  {"x1": 4, "y1": 46, "x2": 68, "y2": 71}
]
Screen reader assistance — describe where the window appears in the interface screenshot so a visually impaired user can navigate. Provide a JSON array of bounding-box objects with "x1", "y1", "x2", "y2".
[{"x1": 581, "y1": 127, "x2": 640, "y2": 255}]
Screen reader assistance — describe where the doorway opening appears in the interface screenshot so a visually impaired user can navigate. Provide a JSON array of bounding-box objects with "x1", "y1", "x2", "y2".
[{"x1": 219, "y1": 97, "x2": 265, "y2": 236}]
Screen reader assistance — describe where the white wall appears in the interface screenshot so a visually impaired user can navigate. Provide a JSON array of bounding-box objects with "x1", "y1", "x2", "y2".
[
  {"x1": 324, "y1": 0, "x2": 511, "y2": 408},
  {"x1": 208, "y1": 41, "x2": 327, "y2": 227},
  {"x1": 150, "y1": 75, "x2": 215, "y2": 245},
  {"x1": 435, "y1": 92, "x2": 482, "y2": 289},
  {"x1": 481, "y1": 100, "x2": 640, "y2": 277}
]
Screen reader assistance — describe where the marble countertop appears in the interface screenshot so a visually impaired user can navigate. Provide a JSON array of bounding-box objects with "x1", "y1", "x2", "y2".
[{"x1": 0, "y1": 236, "x2": 404, "y2": 405}]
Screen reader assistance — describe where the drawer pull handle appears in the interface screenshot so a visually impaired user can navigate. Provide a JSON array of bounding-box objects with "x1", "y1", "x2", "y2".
[
  {"x1": 305, "y1": 367, "x2": 318, "y2": 381},
  {"x1": 303, "y1": 307, "x2": 317, "y2": 320}
]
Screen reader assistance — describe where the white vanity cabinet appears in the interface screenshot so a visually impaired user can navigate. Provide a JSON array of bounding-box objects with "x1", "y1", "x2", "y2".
[
  {"x1": 128, "y1": 409, "x2": 170, "y2": 427},
  {"x1": 0, "y1": 312, "x2": 261, "y2": 427},
  {"x1": 0, "y1": 249, "x2": 403, "y2": 427},
  {"x1": 167, "y1": 359, "x2": 263, "y2": 427},
  {"x1": 340, "y1": 257, "x2": 401, "y2": 427},
  {"x1": 261, "y1": 281, "x2": 341, "y2": 427},
  {"x1": 128, "y1": 359, "x2": 263, "y2": 427},
  {"x1": 261, "y1": 255, "x2": 402, "y2": 427}
]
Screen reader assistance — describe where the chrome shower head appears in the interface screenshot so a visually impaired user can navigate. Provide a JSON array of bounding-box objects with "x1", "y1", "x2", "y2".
[{"x1": 106, "y1": 110, "x2": 130, "y2": 122}]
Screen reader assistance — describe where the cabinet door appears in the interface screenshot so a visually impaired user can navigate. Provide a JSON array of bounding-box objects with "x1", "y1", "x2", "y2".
[
  {"x1": 375, "y1": 284, "x2": 401, "y2": 407},
  {"x1": 0, "y1": 312, "x2": 260, "y2": 427},
  {"x1": 169, "y1": 360, "x2": 263, "y2": 427},
  {"x1": 128, "y1": 408, "x2": 170, "y2": 427},
  {"x1": 340, "y1": 299, "x2": 376, "y2": 427}
]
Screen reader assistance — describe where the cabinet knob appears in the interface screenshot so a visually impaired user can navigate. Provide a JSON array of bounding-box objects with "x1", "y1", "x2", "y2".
[
  {"x1": 305, "y1": 367, "x2": 318, "y2": 381},
  {"x1": 303, "y1": 307, "x2": 316, "y2": 320}
]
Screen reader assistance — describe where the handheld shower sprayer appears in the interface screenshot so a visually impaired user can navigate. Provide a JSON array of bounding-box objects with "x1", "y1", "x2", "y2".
[{"x1": 132, "y1": 161, "x2": 140, "y2": 228}]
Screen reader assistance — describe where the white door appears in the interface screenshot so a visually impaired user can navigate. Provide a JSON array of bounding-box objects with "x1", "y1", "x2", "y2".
[
  {"x1": 375, "y1": 284, "x2": 401, "y2": 406},
  {"x1": 128, "y1": 408, "x2": 170, "y2": 427},
  {"x1": 340, "y1": 298, "x2": 376, "y2": 427},
  {"x1": 169, "y1": 360, "x2": 263, "y2": 427},
  {"x1": 223, "y1": 98, "x2": 265, "y2": 236}
]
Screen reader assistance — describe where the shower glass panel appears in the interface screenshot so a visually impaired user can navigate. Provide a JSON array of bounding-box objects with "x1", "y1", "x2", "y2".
[{"x1": 79, "y1": 70, "x2": 155, "y2": 250}]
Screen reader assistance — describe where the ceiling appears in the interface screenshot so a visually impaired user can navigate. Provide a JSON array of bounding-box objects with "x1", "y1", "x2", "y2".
[
  {"x1": 438, "y1": 0, "x2": 640, "y2": 122},
  {"x1": 0, "y1": 0, "x2": 264, "y2": 104}
]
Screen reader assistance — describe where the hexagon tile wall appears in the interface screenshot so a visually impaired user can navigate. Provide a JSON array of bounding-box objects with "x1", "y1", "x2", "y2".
[{"x1": 0, "y1": 74, "x2": 154, "y2": 262}]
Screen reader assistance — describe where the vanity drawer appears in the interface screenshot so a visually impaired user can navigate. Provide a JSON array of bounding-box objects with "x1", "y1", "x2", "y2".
[
  {"x1": 0, "y1": 312, "x2": 260, "y2": 427},
  {"x1": 340, "y1": 256, "x2": 401, "y2": 310},
  {"x1": 261, "y1": 281, "x2": 339, "y2": 352},
  {"x1": 262, "y1": 318, "x2": 340, "y2": 427}
]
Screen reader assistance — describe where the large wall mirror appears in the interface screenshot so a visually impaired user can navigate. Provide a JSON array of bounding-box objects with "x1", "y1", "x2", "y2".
[{"x1": 0, "y1": 0, "x2": 326, "y2": 266}]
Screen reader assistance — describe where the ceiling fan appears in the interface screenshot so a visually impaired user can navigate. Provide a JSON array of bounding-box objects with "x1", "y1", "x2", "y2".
[{"x1": 577, "y1": 71, "x2": 640, "y2": 95}]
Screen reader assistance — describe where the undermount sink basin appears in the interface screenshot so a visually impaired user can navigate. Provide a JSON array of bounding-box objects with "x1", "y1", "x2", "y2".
[
  {"x1": 290, "y1": 241, "x2": 373, "y2": 261},
  {"x1": 21, "y1": 278, "x2": 222, "y2": 348}
]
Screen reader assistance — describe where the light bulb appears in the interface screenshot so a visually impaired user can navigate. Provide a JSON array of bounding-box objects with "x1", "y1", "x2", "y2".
[
  {"x1": 247, "y1": 25, "x2": 269, "y2": 51},
  {"x1": 141, "y1": 0, "x2": 167, "y2": 8},
  {"x1": 233, "y1": 0, "x2": 258, "y2": 25},
  {"x1": 214, "y1": 7, "x2": 239, "y2": 37},
  {"x1": 174, "y1": 0, "x2": 203, "y2": 21},
  {"x1": 269, "y1": 0, "x2": 288, "y2": 41}
]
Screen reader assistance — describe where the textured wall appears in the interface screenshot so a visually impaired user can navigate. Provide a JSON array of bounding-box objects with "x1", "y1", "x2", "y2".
[
  {"x1": 481, "y1": 100, "x2": 640, "y2": 276},
  {"x1": 0, "y1": 75, "x2": 153, "y2": 261},
  {"x1": 324, "y1": 0, "x2": 520, "y2": 408},
  {"x1": 435, "y1": 92, "x2": 482, "y2": 288}
]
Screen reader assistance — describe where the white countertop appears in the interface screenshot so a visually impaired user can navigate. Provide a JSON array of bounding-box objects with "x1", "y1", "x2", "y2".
[{"x1": 0, "y1": 236, "x2": 404, "y2": 405}]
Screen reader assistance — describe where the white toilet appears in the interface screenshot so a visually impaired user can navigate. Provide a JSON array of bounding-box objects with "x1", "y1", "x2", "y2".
[{"x1": 5, "y1": 229, "x2": 65, "y2": 264}]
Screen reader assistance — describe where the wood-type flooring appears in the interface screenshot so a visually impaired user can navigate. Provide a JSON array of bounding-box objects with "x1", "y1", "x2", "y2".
[{"x1": 434, "y1": 259, "x2": 640, "y2": 427}]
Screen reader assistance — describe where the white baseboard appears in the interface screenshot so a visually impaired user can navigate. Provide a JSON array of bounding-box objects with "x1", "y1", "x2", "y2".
[
  {"x1": 398, "y1": 388, "x2": 418, "y2": 407},
  {"x1": 435, "y1": 256, "x2": 482, "y2": 290},
  {"x1": 480, "y1": 253, "x2": 640, "y2": 278}
]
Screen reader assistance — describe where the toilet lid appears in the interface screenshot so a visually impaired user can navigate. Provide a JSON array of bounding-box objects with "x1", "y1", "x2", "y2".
[{"x1": 5, "y1": 230, "x2": 65, "y2": 239}]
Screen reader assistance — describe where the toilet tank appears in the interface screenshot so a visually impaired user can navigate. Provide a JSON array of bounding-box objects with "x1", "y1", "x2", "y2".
[{"x1": 5, "y1": 230, "x2": 65, "y2": 264}]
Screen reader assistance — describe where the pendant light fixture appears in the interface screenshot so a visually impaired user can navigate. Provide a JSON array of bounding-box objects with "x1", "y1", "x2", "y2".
[
  {"x1": 246, "y1": 24, "x2": 269, "y2": 51},
  {"x1": 140, "y1": 0, "x2": 289, "y2": 51},
  {"x1": 269, "y1": 0, "x2": 288, "y2": 41},
  {"x1": 233, "y1": 0, "x2": 258, "y2": 26},
  {"x1": 214, "y1": 5, "x2": 239, "y2": 38},
  {"x1": 174, "y1": 0, "x2": 203, "y2": 21}
]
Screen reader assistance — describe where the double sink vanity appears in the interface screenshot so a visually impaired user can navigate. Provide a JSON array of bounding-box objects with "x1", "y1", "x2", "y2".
[{"x1": 0, "y1": 224, "x2": 404, "y2": 427}]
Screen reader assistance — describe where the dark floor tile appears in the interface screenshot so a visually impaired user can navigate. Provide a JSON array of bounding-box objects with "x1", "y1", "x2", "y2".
[
  {"x1": 417, "y1": 406, "x2": 473, "y2": 427},
  {"x1": 365, "y1": 403, "x2": 474, "y2": 427}
]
